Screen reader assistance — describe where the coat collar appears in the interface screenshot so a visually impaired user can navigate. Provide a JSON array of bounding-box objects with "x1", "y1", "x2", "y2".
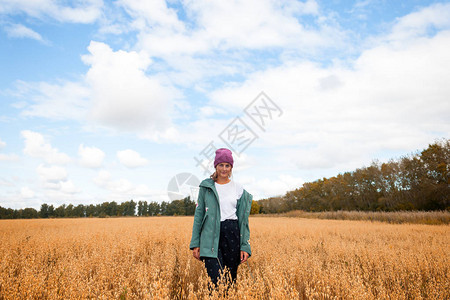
[
  {"x1": 200, "y1": 178, "x2": 220, "y2": 205},
  {"x1": 199, "y1": 178, "x2": 215, "y2": 188}
]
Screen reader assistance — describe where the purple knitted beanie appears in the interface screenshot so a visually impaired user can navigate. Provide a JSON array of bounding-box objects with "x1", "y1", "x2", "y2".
[{"x1": 214, "y1": 148, "x2": 234, "y2": 168}]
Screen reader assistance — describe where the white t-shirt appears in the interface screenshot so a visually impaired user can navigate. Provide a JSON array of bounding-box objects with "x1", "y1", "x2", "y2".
[{"x1": 214, "y1": 180, "x2": 243, "y2": 222}]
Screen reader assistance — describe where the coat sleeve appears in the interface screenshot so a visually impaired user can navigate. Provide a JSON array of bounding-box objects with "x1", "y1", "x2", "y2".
[
  {"x1": 189, "y1": 186, "x2": 206, "y2": 250},
  {"x1": 240, "y1": 191, "x2": 252, "y2": 256}
]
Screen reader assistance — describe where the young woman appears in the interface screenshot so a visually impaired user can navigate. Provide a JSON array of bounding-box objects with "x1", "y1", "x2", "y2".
[{"x1": 190, "y1": 148, "x2": 252, "y2": 285}]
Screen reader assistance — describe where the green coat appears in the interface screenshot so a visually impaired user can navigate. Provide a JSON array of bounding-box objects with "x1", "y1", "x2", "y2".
[{"x1": 189, "y1": 178, "x2": 252, "y2": 258}]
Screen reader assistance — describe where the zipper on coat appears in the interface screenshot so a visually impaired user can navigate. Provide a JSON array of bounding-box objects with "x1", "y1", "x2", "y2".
[
  {"x1": 209, "y1": 187, "x2": 220, "y2": 254},
  {"x1": 211, "y1": 204, "x2": 217, "y2": 253}
]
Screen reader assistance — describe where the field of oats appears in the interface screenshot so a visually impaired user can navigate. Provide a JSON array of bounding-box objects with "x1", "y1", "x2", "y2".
[{"x1": 0, "y1": 217, "x2": 448, "y2": 299}]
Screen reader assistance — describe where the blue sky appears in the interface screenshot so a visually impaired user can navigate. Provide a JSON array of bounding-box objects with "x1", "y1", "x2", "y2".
[{"x1": 0, "y1": 0, "x2": 449, "y2": 209}]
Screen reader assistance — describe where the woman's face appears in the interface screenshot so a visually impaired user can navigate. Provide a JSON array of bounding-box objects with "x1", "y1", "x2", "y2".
[{"x1": 216, "y1": 163, "x2": 232, "y2": 179}]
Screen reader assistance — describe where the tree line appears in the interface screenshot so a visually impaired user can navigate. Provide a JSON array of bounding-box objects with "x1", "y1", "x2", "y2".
[
  {"x1": 0, "y1": 198, "x2": 196, "y2": 219},
  {"x1": 258, "y1": 139, "x2": 449, "y2": 213}
]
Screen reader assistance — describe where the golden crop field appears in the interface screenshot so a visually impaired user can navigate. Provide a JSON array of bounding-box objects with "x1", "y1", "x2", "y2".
[{"x1": 0, "y1": 217, "x2": 448, "y2": 299}]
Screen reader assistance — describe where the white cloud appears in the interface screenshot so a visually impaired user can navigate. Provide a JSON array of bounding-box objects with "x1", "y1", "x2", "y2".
[
  {"x1": 13, "y1": 41, "x2": 176, "y2": 135},
  {"x1": 82, "y1": 41, "x2": 177, "y2": 132},
  {"x1": 232, "y1": 153, "x2": 253, "y2": 172},
  {"x1": 93, "y1": 170, "x2": 111, "y2": 185},
  {"x1": 4, "y1": 23, "x2": 44, "y2": 41},
  {"x1": 37, "y1": 164, "x2": 67, "y2": 183},
  {"x1": 127, "y1": 0, "x2": 338, "y2": 57},
  {"x1": 241, "y1": 174, "x2": 304, "y2": 200},
  {"x1": 59, "y1": 180, "x2": 77, "y2": 194},
  {"x1": 117, "y1": 149, "x2": 148, "y2": 168},
  {"x1": 94, "y1": 170, "x2": 136, "y2": 194},
  {"x1": 0, "y1": 0, "x2": 103, "y2": 23},
  {"x1": 20, "y1": 186, "x2": 35, "y2": 199},
  {"x1": 78, "y1": 144, "x2": 105, "y2": 168},
  {"x1": 0, "y1": 137, "x2": 19, "y2": 162},
  {"x1": 112, "y1": 0, "x2": 345, "y2": 91},
  {"x1": 118, "y1": 0, "x2": 185, "y2": 31},
  {"x1": 36, "y1": 165, "x2": 79, "y2": 196},
  {"x1": 21, "y1": 130, "x2": 71, "y2": 164},
  {"x1": 0, "y1": 138, "x2": 5, "y2": 149},
  {"x1": 19, "y1": 80, "x2": 90, "y2": 121},
  {"x1": 0, "y1": 178, "x2": 14, "y2": 187},
  {"x1": 387, "y1": 3, "x2": 450, "y2": 43},
  {"x1": 93, "y1": 170, "x2": 162, "y2": 201},
  {"x1": 0, "y1": 153, "x2": 20, "y2": 162},
  {"x1": 187, "y1": 0, "x2": 326, "y2": 49}
]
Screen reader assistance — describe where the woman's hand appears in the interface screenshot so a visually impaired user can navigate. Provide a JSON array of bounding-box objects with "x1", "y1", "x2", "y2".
[
  {"x1": 192, "y1": 247, "x2": 200, "y2": 261},
  {"x1": 240, "y1": 251, "x2": 249, "y2": 263}
]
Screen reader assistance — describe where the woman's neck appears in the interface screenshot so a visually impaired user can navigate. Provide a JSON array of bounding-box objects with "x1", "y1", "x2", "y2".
[{"x1": 216, "y1": 177, "x2": 231, "y2": 185}]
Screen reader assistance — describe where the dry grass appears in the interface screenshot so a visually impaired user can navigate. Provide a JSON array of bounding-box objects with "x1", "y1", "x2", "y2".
[
  {"x1": 279, "y1": 210, "x2": 450, "y2": 225},
  {"x1": 0, "y1": 217, "x2": 448, "y2": 299}
]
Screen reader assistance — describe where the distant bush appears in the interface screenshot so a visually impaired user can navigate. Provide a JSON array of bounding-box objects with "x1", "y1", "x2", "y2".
[{"x1": 277, "y1": 210, "x2": 450, "y2": 225}]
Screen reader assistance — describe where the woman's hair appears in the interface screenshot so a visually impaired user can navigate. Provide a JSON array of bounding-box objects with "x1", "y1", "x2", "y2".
[{"x1": 210, "y1": 171, "x2": 218, "y2": 182}]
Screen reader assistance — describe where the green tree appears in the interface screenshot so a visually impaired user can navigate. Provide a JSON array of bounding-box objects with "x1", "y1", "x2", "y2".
[
  {"x1": 0, "y1": 206, "x2": 14, "y2": 219},
  {"x1": 137, "y1": 201, "x2": 144, "y2": 216},
  {"x1": 39, "y1": 203, "x2": 49, "y2": 218},
  {"x1": 183, "y1": 197, "x2": 196, "y2": 215},
  {"x1": 55, "y1": 204, "x2": 66, "y2": 218},
  {"x1": 418, "y1": 140, "x2": 450, "y2": 210},
  {"x1": 148, "y1": 202, "x2": 160, "y2": 216},
  {"x1": 48, "y1": 205, "x2": 55, "y2": 218},
  {"x1": 250, "y1": 200, "x2": 260, "y2": 214},
  {"x1": 21, "y1": 208, "x2": 38, "y2": 219},
  {"x1": 160, "y1": 201, "x2": 168, "y2": 216},
  {"x1": 72, "y1": 204, "x2": 85, "y2": 217},
  {"x1": 142, "y1": 201, "x2": 149, "y2": 216},
  {"x1": 121, "y1": 200, "x2": 136, "y2": 216},
  {"x1": 86, "y1": 204, "x2": 97, "y2": 217},
  {"x1": 107, "y1": 202, "x2": 118, "y2": 216},
  {"x1": 65, "y1": 204, "x2": 74, "y2": 217}
]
